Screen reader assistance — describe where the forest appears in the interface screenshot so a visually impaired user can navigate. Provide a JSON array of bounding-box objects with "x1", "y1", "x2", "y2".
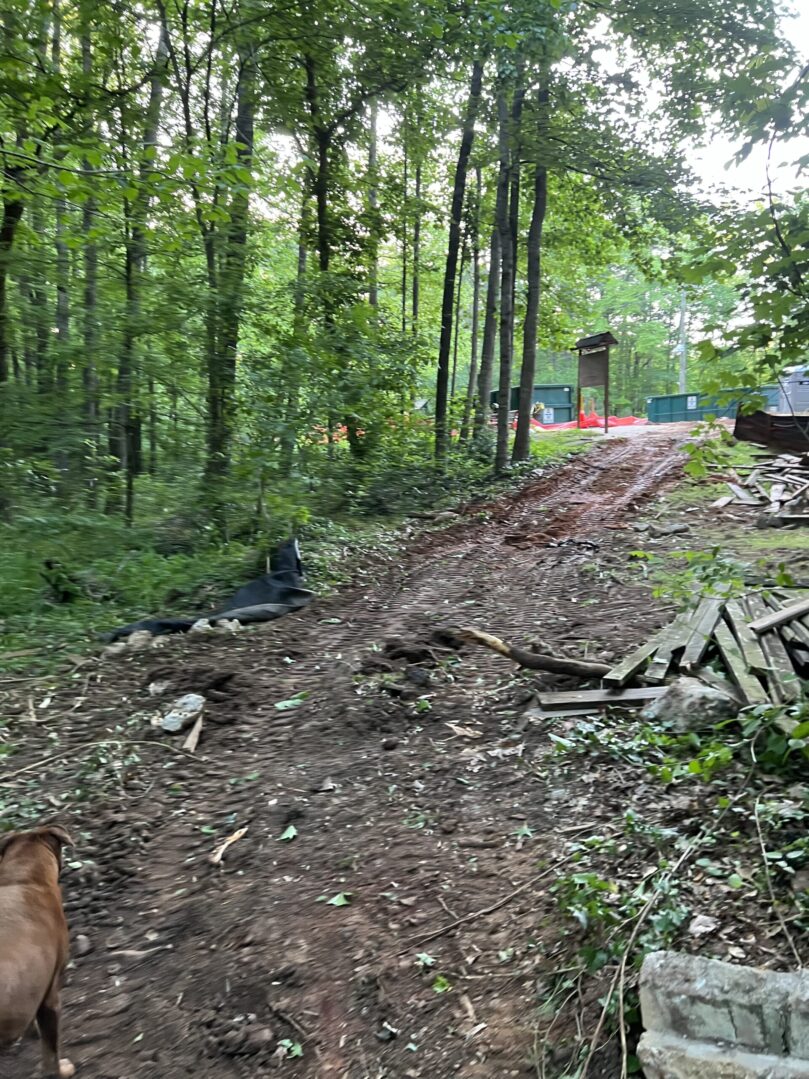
[{"x1": 0, "y1": 0, "x2": 807, "y2": 641}]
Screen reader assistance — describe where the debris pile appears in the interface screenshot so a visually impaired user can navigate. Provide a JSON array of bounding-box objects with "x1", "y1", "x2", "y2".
[
  {"x1": 461, "y1": 590, "x2": 809, "y2": 721},
  {"x1": 713, "y1": 450, "x2": 809, "y2": 526}
]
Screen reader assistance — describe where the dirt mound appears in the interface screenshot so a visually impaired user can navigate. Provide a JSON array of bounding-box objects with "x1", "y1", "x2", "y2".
[{"x1": 6, "y1": 434, "x2": 760, "y2": 1079}]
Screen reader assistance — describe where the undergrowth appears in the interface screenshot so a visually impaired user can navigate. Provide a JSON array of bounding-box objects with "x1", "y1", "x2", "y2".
[{"x1": 0, "y1": 430, "x2": 592, "y2": 672}]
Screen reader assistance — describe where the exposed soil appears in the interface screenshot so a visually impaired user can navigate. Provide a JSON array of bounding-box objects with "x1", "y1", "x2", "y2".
[{"x1": 1, "y1": 431, "x2": 800, "y2": 1079}]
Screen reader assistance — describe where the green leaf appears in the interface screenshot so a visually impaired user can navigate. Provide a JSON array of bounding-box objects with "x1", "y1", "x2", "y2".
[
  {"x1": 274, "y1": 692, "x2": 309, "y2": 710},
  {"x1": 432, "y1": 974, "x2": 452, "y2": 993},
  {"x1": 415, "y1": 952, "x2": 436, "y2": 967},
  {"x1": 279, "y1": 825, "x2": 298, "y2": 841},
  {"x1": 326, "y1": 891, "x2": 352, "y2": 906},
  {"x1": 727, "y1": 873, "x2": 743, "y2": 889}
]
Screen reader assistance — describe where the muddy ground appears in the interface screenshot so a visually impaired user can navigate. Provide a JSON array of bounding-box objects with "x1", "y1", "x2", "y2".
[{"x1": 1, "y1": 431, "x2": 803, "y2": 1079}]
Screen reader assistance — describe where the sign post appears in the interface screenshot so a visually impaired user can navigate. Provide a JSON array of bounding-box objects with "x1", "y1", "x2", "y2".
[{"x1": 573, "y1": 332, "x2": 617, "y2": 434}]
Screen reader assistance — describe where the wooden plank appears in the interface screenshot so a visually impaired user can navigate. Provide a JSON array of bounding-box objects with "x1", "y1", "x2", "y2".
[
  {"x1": 536, "y1": 686, "x2": 668, "y2": 709},
  {"x1": 603, "y1": 636, "x2": 662, "y2": 687},
  {"x1": 748, "y1": 596, "x2": 809, "y2": 634},
  {"x1": 644, "y1": 613, "x2": 692, "y2": 684},
  {"x1": 727, "y1": 482, "x2": 760, "y2": 504},
  {"x1": 761, "y1": 594, "x2": 809, "y2": 650},
  {"x1": 745, "y1": 595, "x2": 802, "y2": 703},
  {"x1": 680, "y1": 598, "x2": 725, "y2": 672},
  {"x1": 694, "y1": 667, "x2": 743, "y2": 704},
  {"x1": 713, "y1": 621, "x2": 770, "y2": 706},
  {"x1": 770, "y1": 483, "x2": 786, "y2": 504},
  {"x1": 724, "y1": 600, "x2": 770, "y2": 674},
  {"x1": 710, "y1": 495, "x2": 734, "y2": 510}
]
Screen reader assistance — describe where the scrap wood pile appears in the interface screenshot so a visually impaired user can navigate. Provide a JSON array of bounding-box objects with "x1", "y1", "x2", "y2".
[
  {"x1": 460, "y1": 590, "x2": 809, "y2": 721},
  {"x1": 713, "y1": 450, "x2": 809, "y2": 525}
]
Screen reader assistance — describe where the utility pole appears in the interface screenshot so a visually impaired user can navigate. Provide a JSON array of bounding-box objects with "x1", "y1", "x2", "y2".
[{"x1": 677, "y1": 289, "x2": 687, "y2": 393}]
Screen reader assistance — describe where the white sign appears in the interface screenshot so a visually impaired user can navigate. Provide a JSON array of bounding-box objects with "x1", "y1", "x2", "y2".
[
  {"x1": 542, "y1": 408, "x2": 554, "y2": 424},
  {"x1": 686, "y1": 395, "x2": 697, "y2": 409}
]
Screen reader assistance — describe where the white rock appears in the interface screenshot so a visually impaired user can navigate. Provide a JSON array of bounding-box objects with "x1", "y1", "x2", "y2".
[
  {"x1": 126, "y1": 630, "x2": 155, "y2": 650},
  {"x1": 190, "y1": 618, "x2": 214, "y2": 634},
  {"x1": 160, "y1": 693, "x2": 205, "y2": 733},
  {"x1": 641, "y1": 676, "x2": 739, "y2": 732},
  {"x1": 147, "y1": 680, "x2": 173, "y2": 696},
  {"x1": 689, "y1": 914, "x2": 719, "y2": 937}
]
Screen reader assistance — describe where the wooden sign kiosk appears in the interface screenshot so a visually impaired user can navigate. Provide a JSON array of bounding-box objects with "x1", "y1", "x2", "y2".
[{"x1": 574, "y1": 331, "x2": 617, "y2": 433}]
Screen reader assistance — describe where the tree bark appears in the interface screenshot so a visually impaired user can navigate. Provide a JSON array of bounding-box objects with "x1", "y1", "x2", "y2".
[
  {"x1": 460, "y1": 165, "x2": 481, "y2": 443},
  {"x1": 368, "y1": 98, "x2": 378, "y2": 308},
  {"x1": 412, "y1": 160, "x2": 421, "y2": 333},
  {"x1": 474, "y1": 225, "x2": 500, "y2": 437},
  {"x1": 111, "y1": 24, "x2": 169, "y2": 522},
  {"x1": 434, "y1": 58, "x2": 484, "y2": 459},
  {"x1": 450, "y1": 233, "x2": 467, "y2": 402},
  {"x1": 0, "y1": 194, "x2": 23, "y2": 386},
  {"x1": 513, "y1": 86, "x2": 549, "y2": 462},
  {"x1": 401, "y1": 133, "x2": 408, "y2": 332},
  {"x1": 206, "y1": 45, "x2": 256, "y2": 500},
  {"x1": 279, "y1": 191, "x2": 309, "y2": 474},
  {"x1": 494, "y1": 85, "x2": 518, "y2": 474},
  {"x1": 81, "y1": 28, "x2": 100, "y2": 505}
]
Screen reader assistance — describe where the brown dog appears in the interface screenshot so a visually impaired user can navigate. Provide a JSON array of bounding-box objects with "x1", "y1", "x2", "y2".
[{"x1": 0, "y1": 825, "x2": 75, "y2": 1078}]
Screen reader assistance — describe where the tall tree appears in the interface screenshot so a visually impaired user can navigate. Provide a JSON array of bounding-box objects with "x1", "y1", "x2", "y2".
[{"x1": 434, "y1": 57, "x2": 484, "y2": 458}]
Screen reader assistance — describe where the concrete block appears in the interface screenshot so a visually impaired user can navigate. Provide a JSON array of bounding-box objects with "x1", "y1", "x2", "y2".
[
  {"x1": 788, "y1": 974, "x2": 809, "y2": 1060},
  {"x1": 640, "y1": 951, "x2": 791, "y2": 1055},
  {"x1": 638, "y1": 1032, "x2": 809, "y2": 1079}
]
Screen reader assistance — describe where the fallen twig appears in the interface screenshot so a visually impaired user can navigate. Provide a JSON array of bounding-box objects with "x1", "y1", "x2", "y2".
[
  {"x1": 457, "y1": 628, "x2": 610, "y2": 678},
  {"x1": 402, "y1": 856, "x2": 570, "y2": 952},
  {"x1": 209, "y1": 826, "x2": 248, "y2": 866},
  {"x1": 0, "y1": 738, "x2": 203, "y2": 784},
  {"x1": 580, "y1": 767, "x2": 756, "y2": 1079},
  {"x1": 753, "y1": 797, "x2": 803, "y2": 969}
]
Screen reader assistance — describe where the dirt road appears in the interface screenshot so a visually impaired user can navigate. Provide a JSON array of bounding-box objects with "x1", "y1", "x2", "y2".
[{"x1": 2, "y1": 434, "x2": 691, "y2": 1079}]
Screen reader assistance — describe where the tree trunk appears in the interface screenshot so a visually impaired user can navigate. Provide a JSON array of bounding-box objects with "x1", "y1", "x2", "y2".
[
  {"x1": 54, "y1": 197, "x2": 70, "y2": 392},
  {"x1": 368, "y1": 98, "x2": 378, "y2": 309},
  {"x1": 460, "y1": 165, "x2": 482, "y2": 443},
  {"x1": 494, "y1": 86, "x2": 517, "y2": 474},
  {"x1": 279, "y1": 192, "x2": 309, "y2": 474},
  {"x1": 412, "y1": 160, "x2": 421, "y2": 333},
  {"x1": 513, "y1": 86, "x2": 549, "y2": 462},
  {"x1": 434, "y1": 58, "x2": 484, "y2": 459},
  {"x1": 474, "y1": 225, "x2": 500, "y2": 437},
  {"x1": 401, "y1": 134, "x2": 408, "y2": 333},
  {"x1": 81, "y1": 28, "x2": 100, "y2": 506},
  {"x1": 111, "y1": 23, "x2": 169, "y2": 523},
  {"x1": 450, "y1": 233, "x2": 467, "y2": 402},
  {"x1": 206, "y1": 45, "x2": 256, "y2": 503},
  {"x1": 0, "y1": 195, "x2": 23, "y2": 386}
]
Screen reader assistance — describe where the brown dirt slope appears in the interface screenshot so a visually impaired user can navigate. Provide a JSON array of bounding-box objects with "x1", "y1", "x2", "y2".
[{"x1": 1, "y1": 434, "x2": 717, "y2": 1079}]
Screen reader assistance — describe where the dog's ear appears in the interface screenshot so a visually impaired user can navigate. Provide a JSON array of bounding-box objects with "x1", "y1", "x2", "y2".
[
  {"x1": 41, "y1": 825, "x2": 74, "y2": 849},
  {"x1": 0, "y1": 831, "x2": 19, "y2": 859}
]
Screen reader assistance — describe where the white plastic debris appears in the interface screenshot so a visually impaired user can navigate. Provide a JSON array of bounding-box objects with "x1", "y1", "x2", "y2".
[
  {"x1": 190, "y1": 618, "x2": 214, "y2": 634},
  {"x1": 688, "y1": 914, "x2": 719, "y2": 937},
  {"x1": 126, "y1": 629, "x2": 155, "y2": 650},
  {"x1": 147, "y1": 680, "x2": 173, "y2": 696},
  {"x1": 160, "y1": 693, "x2": 205, "y2": 733}
]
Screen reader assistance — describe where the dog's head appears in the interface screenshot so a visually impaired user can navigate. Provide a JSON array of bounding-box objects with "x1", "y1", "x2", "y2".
[{"x1": 0, "y1": 825, "x2": 74, "y2": 872}]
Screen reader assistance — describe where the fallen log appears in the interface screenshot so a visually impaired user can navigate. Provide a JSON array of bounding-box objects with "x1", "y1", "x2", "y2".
[{"x1": 457, "y1": 628, "x2": 611, "y2": 678}]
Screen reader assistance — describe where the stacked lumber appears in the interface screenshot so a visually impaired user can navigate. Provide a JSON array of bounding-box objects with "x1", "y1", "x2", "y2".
[
  {"x1": 713, "y1": 451, "x2": 809, "y2": 524},
  {"x1": 533, "y1": 591, "x2": 809, "y2": 715}
]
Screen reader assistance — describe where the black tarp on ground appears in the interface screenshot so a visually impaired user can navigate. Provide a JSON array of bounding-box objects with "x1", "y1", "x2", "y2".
[{"x1": 108, "y1": 538, "x2": 313, "y2": 641}]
